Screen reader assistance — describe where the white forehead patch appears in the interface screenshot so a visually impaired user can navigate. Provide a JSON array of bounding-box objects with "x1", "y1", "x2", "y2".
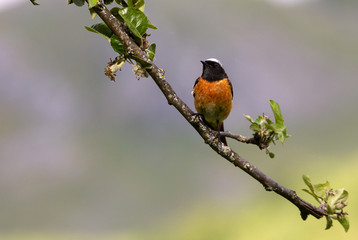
[{"x1": 205, "y1": 58, "x2": 222, "y2": 66}]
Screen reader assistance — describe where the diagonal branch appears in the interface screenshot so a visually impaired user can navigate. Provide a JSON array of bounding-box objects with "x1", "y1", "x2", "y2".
[{"x1": 92, "y1": 1, "x2": 327, "y2": 220}]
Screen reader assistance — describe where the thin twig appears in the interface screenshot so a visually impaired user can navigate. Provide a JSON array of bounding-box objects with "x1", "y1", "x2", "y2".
[
  {"x1": 92, "y1": 1, "x2": 327, "y2": 220},
  {"x1": 219, "y1": 131, "x2": 270, "y2": 150},
  {"x1": 220, "y1": 131, "x2": 256, "y2": 144}
]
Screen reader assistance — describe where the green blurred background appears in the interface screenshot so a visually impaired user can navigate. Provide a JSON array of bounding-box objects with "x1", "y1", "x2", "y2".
[{"x1": 0, "y1": 0, "x2": 357, "y2": 239}]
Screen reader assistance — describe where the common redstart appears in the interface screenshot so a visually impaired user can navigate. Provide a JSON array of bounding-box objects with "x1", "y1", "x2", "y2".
[{"x1": 192, "y1": 58, "x2": 233, "y2": 146}]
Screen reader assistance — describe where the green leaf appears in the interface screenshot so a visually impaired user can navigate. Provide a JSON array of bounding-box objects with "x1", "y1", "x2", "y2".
[
  {"x1": 254, "y1": 115, "x2": 265, "y2": 126},
  {"x1": 128, "y1": 0, "x2": 145, "y2": 11},
  {"x1": 110, "y1": 35, "x2": 125, "y2": 54},
  {"x1": 327, "y1": 204, "x2": 335, "y2": 215},
  {"x1": 268, "y1": 151, "x2": 275, "y2": 158},
  {"x1": 119, "y1": 7, "x2": 149, "y2": 38},
  {"x1": 88, "y1": 0, "x2": 98, "y2": 8},
  {"x1": 267, "y1": 123, "x2": 286, "y2": 141},
  {"x1": 302, "y1": 188, "x2": 319, "y2": 202},
  {"x1": 325, "y1": 216, "x2": 333, "y2": 230},
  {"x1": 147, "y1": 43, "x2": 156, "y2": 61},
  {"x1": 249, "y1": 123, "x2": 261, "y2": 132},
  {"x1": 269, "y1": 100, "x2": 284, "y2": 124},
  {"x1": 336, "y1": 189, "x2": 348, "y2": 203},
  {"x1": 127, "y1": 0, "x2": 134, "y2": 7},
  {"x1": 244, "y1": 114, "x2": 254, "y2": 123},
  {"x1": 313, "y1": 181, "x2": 330, "y2": 199},
  {"x1": 84, "y1": 22, "x2": 113, "y2": 41},
  {"x1": 337, "y1": 215, "x2": 349, "y2": 232},
  {"x1": 328, "y1": 188, "x2": 348, "y2": 207},
  {"x1": 131, "y1": 55, "x2": 152, "y2": 69},
  {"x1": 89, "y1": 8, "x2": 97, "y2": 20},
  {"x1": 70, "y1": 0, "x2": 85, "y2": 6},
  {"x1": 266, "y1": 118, "x2": 273, "y2": 124},
  {"x1": 148, "y1": 21, "x2": 158, "y2": 29},
  {"x1": 115, "y1": 0, "x2": 128, "y2": 6},
  {"x1": 270, "y1": 123, "x2": 286, "y2": 132},
  {"x1": 148, "y1": 42, "x2": 156, "y2": 52},
  {"x1": 110, "y1": 7, "x2": 122, "y2": 18},
  {"x1": 340, "y1": 189, "x2": 349, "y2": 202},
  {"x1": 30, "y1": 0, "x2": 40, "y2": 5},
  {"x1": 302, "y1": 175, "x2": 314, "y2": 193}
]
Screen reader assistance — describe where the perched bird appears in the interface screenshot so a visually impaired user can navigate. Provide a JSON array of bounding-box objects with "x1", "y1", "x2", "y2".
[{"x1": 192, "y1": 58, "x2": 233, "y2": 146}]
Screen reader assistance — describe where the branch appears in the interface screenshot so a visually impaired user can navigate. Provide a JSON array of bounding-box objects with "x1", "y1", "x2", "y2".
[
  {"x1": 220, "y1": 131, "x2": 269, "y2": 150},
  {"x1": 92, "y1": 1, "x2": 327, "y2": 220}
]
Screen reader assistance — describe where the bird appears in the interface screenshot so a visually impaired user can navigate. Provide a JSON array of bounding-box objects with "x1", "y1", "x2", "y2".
[{"x1": 192, "y1": 58, "x2": 233, "y2": 146}]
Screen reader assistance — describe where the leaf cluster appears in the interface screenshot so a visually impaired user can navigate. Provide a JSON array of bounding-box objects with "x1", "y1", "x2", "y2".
[
  {"x1": 244, "y1": 100, "x2": 290, "y2": 158},
  {"x1": 69, "y1": 0, "x2": 157, "y2": 80},
  {"x1": 302, "y1": 175, "x2": 349, "y2": 232}
]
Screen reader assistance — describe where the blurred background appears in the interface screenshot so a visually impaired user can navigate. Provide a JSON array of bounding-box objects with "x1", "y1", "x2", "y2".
[{"x1": 0, "y1": 0, "x2": 357, "y2": 239}]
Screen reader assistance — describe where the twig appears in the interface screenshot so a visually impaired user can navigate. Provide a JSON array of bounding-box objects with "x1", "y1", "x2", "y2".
[
  {"x1": 92, "y1": 1, "x2": 327, "y2": 220},
  {"x1": 220, "y1": 131, "x2": 256, "y2": 144}
]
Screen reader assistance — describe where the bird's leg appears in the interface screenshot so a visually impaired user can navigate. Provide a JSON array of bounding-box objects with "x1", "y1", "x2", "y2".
[
  {"x1": 191, "y1": 112, "x2": 204, "y2": 122},
  {"x1": 216, "y1": 121, "x2": 222, "y2": 148}
]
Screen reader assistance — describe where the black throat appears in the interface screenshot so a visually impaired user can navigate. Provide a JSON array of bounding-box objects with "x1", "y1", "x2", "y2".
[{"x1": 201, "y1": 60, "x2": 228, "y2": 82}]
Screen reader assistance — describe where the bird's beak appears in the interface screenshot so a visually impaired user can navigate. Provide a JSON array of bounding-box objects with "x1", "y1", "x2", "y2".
[{"x1": 200, "y1": 60, "x2": 205, "y2": 65}]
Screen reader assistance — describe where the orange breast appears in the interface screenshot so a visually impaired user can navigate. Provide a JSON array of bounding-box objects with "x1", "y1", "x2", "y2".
[{"x1": 193, "y1": 77, "x2": 233, "y2": 129}]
